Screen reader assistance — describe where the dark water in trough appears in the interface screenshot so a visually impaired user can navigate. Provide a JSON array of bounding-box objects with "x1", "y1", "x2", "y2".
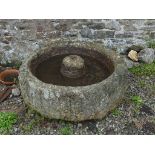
[{"x1": 34, "y1": 54, "x2": 112, "y2": 86}]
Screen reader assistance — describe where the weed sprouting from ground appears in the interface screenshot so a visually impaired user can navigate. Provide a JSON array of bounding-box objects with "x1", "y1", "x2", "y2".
[
  {"x1": 59, "y1": 123, "x2": 73, "y2": 135},
  {"x1": 0, "y1": 112, "x2": 17, "y2": 134},
  {"x1": 111, "y1": 108, "x2": 123, "y2": 117}
]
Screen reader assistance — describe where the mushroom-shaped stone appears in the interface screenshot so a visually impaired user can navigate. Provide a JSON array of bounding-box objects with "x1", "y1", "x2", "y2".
[{"x1": 60, "y1": 55, "x2": 86, "y2": 78}]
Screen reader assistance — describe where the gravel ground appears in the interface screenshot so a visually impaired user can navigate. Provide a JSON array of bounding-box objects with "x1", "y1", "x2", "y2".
[{"x1": 0, "y1": 71, "x2": 155, "y2": 135}]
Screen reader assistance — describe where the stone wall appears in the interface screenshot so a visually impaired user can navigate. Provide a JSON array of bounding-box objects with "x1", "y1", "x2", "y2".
[{"x1": 0, "y1": 19, "x2": 155, "y2": 64}]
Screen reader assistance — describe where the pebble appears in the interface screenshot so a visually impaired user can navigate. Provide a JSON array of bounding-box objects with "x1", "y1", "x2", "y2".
[
  {"x1": 14, "y1": 127, "x2": 18, "y2": 132},
  {"x1": 11, "y1": 88, "x2": 21, "y2": 97},
  {"x1": 138, "y1": 48, "x2": 155, "y2": 64},
  {"x1": 77, "y1": 123, "x2": 82, "y2": 128},
  {"x1": 4, "y1": 36, "x2": 13, "y2": 41}
]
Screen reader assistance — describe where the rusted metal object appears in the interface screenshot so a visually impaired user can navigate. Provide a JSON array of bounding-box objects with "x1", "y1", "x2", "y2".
[
  {"x1": 0, "y1": 87, "x2": 13, "y2": 103},
  {"x1": 0, "y1": 69, "x2": 19, "y2": 85}
]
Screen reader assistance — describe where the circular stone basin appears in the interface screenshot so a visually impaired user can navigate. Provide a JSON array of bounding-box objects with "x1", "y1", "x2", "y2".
[{"x1": 19, "y1": 39, "x2": 128, "y2": 122}]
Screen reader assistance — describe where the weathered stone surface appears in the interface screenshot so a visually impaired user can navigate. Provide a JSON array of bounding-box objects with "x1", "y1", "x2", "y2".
[
  {"x1": 19, "y1": 39, "x2": 128, "y2": 122},
  {"x1": 138, "y1": 48, "x2": 155, "y2": 64},
  {"x1": 80, "y1": 27, "x2": 94, "y2": 38},
  {"x1": 0, "y1": 19, "x2": 155, "y2": 65},
  {"x1": 144, "y1": 19, "x2": 155, "y2": 26},
  {"x1": 45, "y1": 31, "x2": 61, "y2": 39},
  {"x1": 125, "y1": 45, "x2": 144, "y2": 54},
  {"x1": 140, "y1": 26, "x2": 155, "y2": 31},
  {"x1": 63, "y1": 30, "x2": 78, "y2": 37},
  {"x1": 119, "y1": 20, "x2": 137, "y2": 31},
  {"x1": 116, "y1": 46, "x2": 129, "y2": 54},
  {"x1": 94, "y1": 30, "x2": 115, "y2": 39},
  {"x1": 115, "y1": 32, "x2": 133, "y2": 38},
  {"x1": 87, "y1": 22, "x2": 105, "y2": 29},
  {"x1": 54, "y1": 20, "x2": 74, "y2": 32},
  {"x1": 124, "y1": 25, "x2": 137, "y2": 31},
  {"x1": 105, "y1": 20, "x2": 121, "y2": 31},
  {"x1": 0, "y1": 40, "x2": 40, "y2": 64},
  {"x1": 149, "y1": 31, "x2": 155, "y2": 39},
  {"x1": 12, "y1": 87, "x2": 21, "y2": 97},
  {"x1": 124, "y1": 57, "x2": 139, "y2": 68},
  {"x1": 0, "y1": 21, "x2": 7, "y2": 29}
]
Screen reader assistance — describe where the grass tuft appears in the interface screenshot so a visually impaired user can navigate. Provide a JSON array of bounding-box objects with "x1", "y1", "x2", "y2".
[
  {"x1": 0, "y1": 112, "x2": 17, "y2": 134},
  {"x1": 59, "y1": 124, "x2": 73, "y2": 135},
  {"x1": 131, "y1": 95, "x2": 143, "y2": 107},
  {"x1": 111, "y1": 108, "x2": 122, "y2": 117},
  {"x1": 131, "y1": 95, "x2": 144, "y2": 114},
  {"x1": 129, "y1": 61, "x2": 155, "y2": 76}
]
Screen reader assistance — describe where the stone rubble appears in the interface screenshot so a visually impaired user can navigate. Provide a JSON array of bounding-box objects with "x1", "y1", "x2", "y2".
[
  {"x1": 138, "y1": 48, "x2": 155, "y2": 64},
  {"x1": 11, "y1": 87, "x2": 21, "y2": 97}
]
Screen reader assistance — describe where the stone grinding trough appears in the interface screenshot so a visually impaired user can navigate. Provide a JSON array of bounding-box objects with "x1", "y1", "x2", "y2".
[{"x1": 19, "y1": 39, "x2": 128, "y2": 122}]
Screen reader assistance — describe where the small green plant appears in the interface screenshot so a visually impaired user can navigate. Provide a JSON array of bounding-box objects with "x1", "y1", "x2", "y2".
[
  {"x1": 129, "y1": 61, "x2": 155, "y2": 76},
  {"x1": 0, "y1": 112, "x2": 17, "y2": 134},
  {"x1": 131, "y1": 95, "x2": 143, "y2": 107},
  {"x1": 131, "y1": 95, "x2": 144, "y2": 114},
  {"x1": 59, "y1": 124, "x2": 73, "y2": 135},
  {"x1": 111, "y1": 108, "x2": 122, "y2": 117}
]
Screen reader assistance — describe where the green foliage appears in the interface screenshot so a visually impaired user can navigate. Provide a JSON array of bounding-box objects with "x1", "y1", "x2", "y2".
[
  {"x1": 147, "y1": 40, "x2": 155, "y2": 49},
  {"x1": 59, "y1": 124, "x2": 73, "y2": 135},
  {"x1": 0, "y1": 112, "x2": 17, "y2": 134},
  {"x1": 111, "y1": 108, "x2": 122, "y2": 117},
  {"x1": 128, "y1": 61, "x2": 155, "y2": 76},
  {"x1": 131, "y1": 95, "x2": 143, "y2": 108},
  {"x1": 131, "y1": 95, "x2": 144, "y2": 115}
]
